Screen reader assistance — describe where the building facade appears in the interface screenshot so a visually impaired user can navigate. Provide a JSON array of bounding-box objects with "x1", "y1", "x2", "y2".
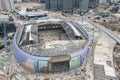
[
  {"x1": 118, "y1": 3, "x2": 120, "y2": 12},
  {"x1": 62, "y1": 0, "x2": 74, "y2": 12},
  {"x1": 0, "y1": 0, "x2": 14, "y2": 12},
  {"x1": 45, "y1": 0, "x2": 89, "y2": 13},
  {"x1": 88, "y1": 0, "x2": 99, "y2": 8},
  {"x1": 45, "y1": 0, "x2": 63, "y2": 11},
  {"x1": 22, "y1": 0, "x2": 46, "y2": 2},
  {"x1": 79, "y1": 0, "x2": 89, "y2": 12}
]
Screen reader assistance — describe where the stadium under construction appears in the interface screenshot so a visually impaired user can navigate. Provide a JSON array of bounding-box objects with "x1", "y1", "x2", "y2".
[{"x1": 12, "y1": 19, "x2": 91, "y2": 73}]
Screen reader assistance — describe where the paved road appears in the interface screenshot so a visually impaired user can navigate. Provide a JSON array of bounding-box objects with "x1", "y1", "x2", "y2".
[{"x1": 89, "y1": 21, "x2": 120, "y2": 44}]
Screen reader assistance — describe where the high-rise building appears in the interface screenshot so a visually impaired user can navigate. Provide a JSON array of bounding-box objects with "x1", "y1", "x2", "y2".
[
  {"x1": 118, "y1": 3, "x2": 120, "y2": 12},
  {"x1": 88, "y1": 0, "x2": 99, "y2": 8},
  {"x1": 45, "y1": 0, "x2": 89, "y2": 13},
  {"x1": 0, "y1": 0, "x2": 14, "y2": 11},
  {"x1": 39, "y1": 0, "x2": 46, "y2": 3},
  {"x1": 22, "y1": 0, "x2": 46, "y2": 2},
  {"x1": 45, "y1": 0, "x2": 50, "y2": 9},
  {"x1": 22, "y1": 0, "x2": 30, "y2": 2},
  {"x1": 45, "y1": 0, "x2": 63, "y2": 11},
  {"x1": 62, "y1": 0, "x2": 74, "y2": 12},
  {"x1": 73, "y1": 0, "x2": 79, "y2": 8},
  {"x1": 79, "y1": 0, "x2": 89, "y2": 12},
  {"x1": 50, "y1": 0, "x2": 59, "y2": 10}
]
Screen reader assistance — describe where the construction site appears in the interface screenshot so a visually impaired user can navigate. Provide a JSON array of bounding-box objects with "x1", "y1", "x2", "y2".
[
  {"x1": 12, "y1": 19, "x2": 91, "y2": 73},
  {"x1": 113, "y1": 43, "x2": 120, "y2": 80},
  {"x1": 0, "y1": 0, "x2": 120, "y2": 80},
  {"x1": 94, "y1": 13, "x2": 120, "y2": 80}
]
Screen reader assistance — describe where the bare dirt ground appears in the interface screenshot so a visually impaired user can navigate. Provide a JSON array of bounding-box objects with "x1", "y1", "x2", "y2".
[{"x1": 14, "y1": 2, "x2": 45, "y2": 9}]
